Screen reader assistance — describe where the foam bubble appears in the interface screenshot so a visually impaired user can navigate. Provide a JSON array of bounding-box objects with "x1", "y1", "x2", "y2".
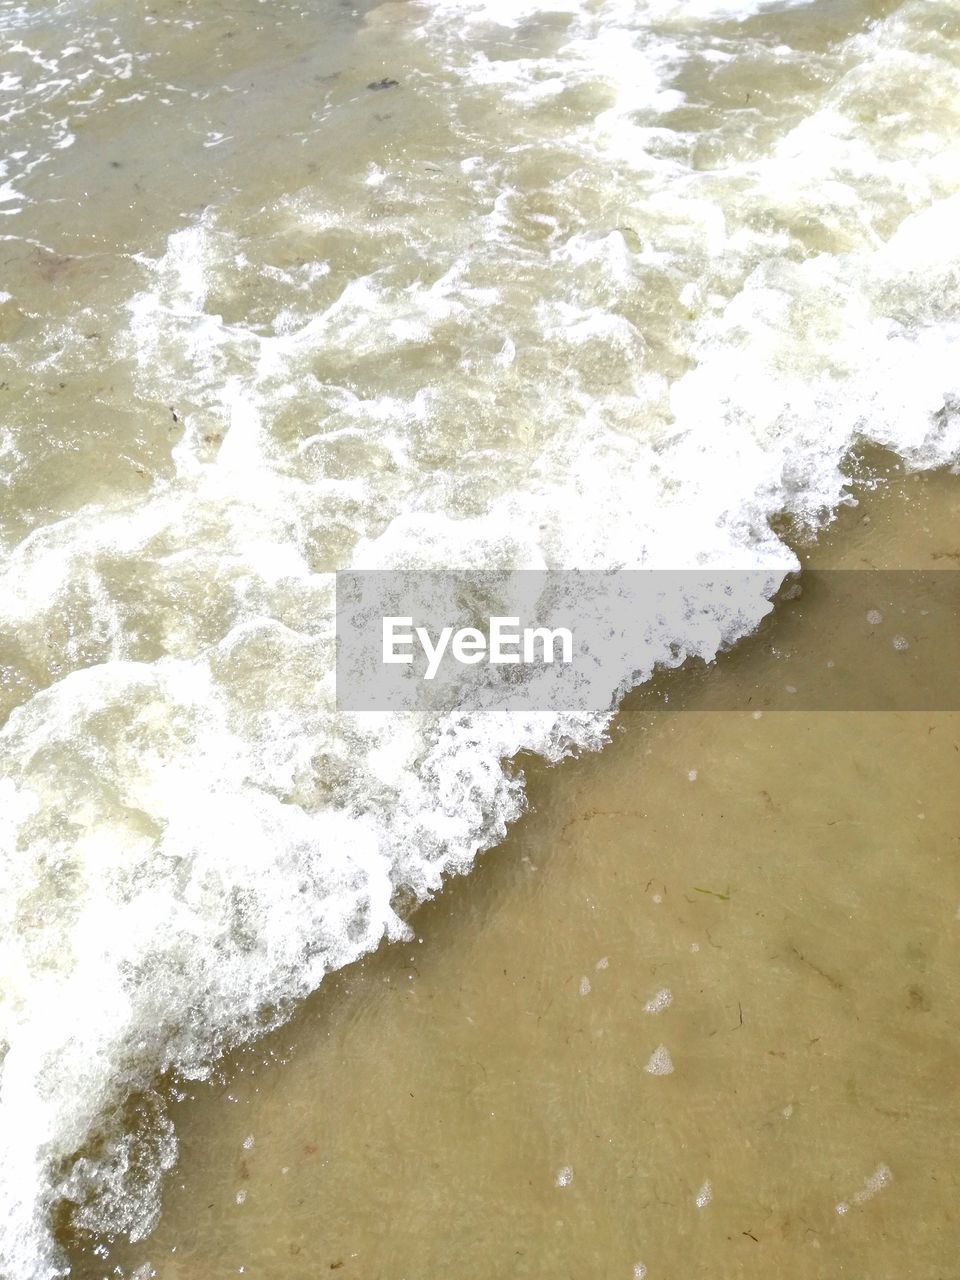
[
  {"x1": 643, "y1": 989, "x2": 673, "y2": 1015},
  {"x1": 644, "y1": 1045, "x2": 675, "y2": 1076}
]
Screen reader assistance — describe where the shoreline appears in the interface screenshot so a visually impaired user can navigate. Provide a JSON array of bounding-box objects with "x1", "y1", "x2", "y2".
[
  {"x1": 65, "y1": 463, "x2": 960, "y2": 1278},
  {"x1": 2, "y1": 0, "x2": 959, "y2": 1274}
]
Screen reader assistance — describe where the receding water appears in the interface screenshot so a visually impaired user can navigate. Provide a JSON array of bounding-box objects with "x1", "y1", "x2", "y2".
[
  {"x1": 67, "y1": 466, "x2": 960, "y2": 1280},
  {"x1": 1, "y1": 0, "x2": 959, "y2": 1275}
]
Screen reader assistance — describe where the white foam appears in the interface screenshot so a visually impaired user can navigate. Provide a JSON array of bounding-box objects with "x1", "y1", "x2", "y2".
[
  {"x1": 643, "y1": 989, "x2": 673, "y2": 1014},
  {"x1": 836, "y1": 1163, "x2": 892, "y2": 1216},
  {"x1": 1, "y1": 0, "x2": 959, "y2": 1272},
  {"x1": 644, "y1": 1045, "x2": 675, "y2": 1076}
]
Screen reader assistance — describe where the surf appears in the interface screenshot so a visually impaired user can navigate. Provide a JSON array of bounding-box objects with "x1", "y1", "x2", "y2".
[{"x1": 0, "y1": 0, "x2": 958, "y2": 1274}]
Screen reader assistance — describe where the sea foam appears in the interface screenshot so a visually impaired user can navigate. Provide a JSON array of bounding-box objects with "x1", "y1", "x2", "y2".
[{"x1": 1, "y1": 0, "x2": 959, "y2": 1274}]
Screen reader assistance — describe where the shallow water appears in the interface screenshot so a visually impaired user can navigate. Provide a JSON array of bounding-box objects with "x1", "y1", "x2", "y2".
[
  {"x1": 2, "y1": 0, "x2": 960, "y2": 1274},
  {"x1": 67, "y1": 467, "x2": 960, "y2": 1280}
]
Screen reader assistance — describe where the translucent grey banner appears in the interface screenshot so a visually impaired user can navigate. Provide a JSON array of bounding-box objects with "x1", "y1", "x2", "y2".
[{"x1": 335, "y1": 571, "x2": 959, "y2": 712}]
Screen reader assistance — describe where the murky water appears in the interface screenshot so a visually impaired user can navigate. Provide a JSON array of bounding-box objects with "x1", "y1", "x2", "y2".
[
  {"x1": 68, "y1": 467, "x2": 960, "y2": 1280},
  {"x1": 1, "y1": 0, "x2": 959, "y2": 1275}
]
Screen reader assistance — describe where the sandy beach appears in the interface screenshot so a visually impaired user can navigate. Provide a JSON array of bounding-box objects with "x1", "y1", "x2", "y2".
[
  {"x1": 65, "y1": 465, "x2": 960, "y2": 1279},
  {"x1": 2, "y1": 0, "x2": 959, "y2": 1274}
]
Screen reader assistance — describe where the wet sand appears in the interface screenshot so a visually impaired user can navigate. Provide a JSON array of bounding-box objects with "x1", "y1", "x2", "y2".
[{"x1": 66, "y1": 464, "x2": 960, "y2": 1278}]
